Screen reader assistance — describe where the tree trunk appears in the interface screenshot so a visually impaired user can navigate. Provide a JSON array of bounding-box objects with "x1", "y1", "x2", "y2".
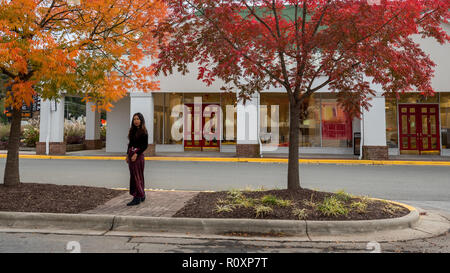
[
  {"x1": 287, "y1": 98, "x2": 301, "y2": 190},
  {"x1": 3, "y1": 106, "x2": 22, "y2": 186}
]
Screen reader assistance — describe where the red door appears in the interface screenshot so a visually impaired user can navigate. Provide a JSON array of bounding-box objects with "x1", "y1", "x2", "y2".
[
  {"x1": 399, "y1": 104, "x2": 440, "y2": 154},
  {"x1": 184, "y1": 104, "x2": 220, "y2": 151}
]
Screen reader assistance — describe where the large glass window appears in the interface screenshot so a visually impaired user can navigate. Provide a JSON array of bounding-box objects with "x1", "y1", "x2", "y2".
[
  {"x1": 385, "y1": 96, "x2": 398, "y2": 148},
  {"x1": 299, "y1": 94, "x2": 321, "y2": 147},
  {"x1": 398, "y1": 92, "x2": 439, "y2": 103},
  {"x1": 164, "y1": 93, "x2": 183, "y2": 144},
  {"x1": 220, "y1": 92, "x2": 237, "y2": 145},
  {"x1": 259, "y1": 93, "x2": 290, "y2": 146},
  {"x1": 440, "y1": 93, "x2": 450, "y2": 149},
  {"x1": 320, "y1": 93, "x2": 353, "y2": 148},
  {"x1": 153, "y1": 92, "x2": 164, "y2": 144}
]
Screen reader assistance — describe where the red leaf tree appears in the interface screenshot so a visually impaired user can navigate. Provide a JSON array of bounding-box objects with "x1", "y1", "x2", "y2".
[{"x1": 155, "y1": 0, "x2": 449, "y2": 190}]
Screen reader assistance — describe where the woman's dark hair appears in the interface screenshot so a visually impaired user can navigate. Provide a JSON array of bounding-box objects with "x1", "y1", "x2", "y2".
[{"x1": 128, "y1": 112, "x2": 148, "y2": 140}]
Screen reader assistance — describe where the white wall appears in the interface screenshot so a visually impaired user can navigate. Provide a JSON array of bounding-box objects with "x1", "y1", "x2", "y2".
[
  {"x1": 106, "y1": 95, "x2": 130, "y2": 153},
  {"x1": 413, "y1": 23, "x2": 450, "y2": 92}
]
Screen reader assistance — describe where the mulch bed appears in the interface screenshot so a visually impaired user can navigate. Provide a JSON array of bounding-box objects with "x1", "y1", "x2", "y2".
[
  {"x1": 173, "y1": 188, "x2": 410, "y2": 221},
  {"x1": 0, "y1": 183, "x2": 123, "y2": 214},
  {"x1": 0, "y1": 183, "x2": 410, "y2": 221}
]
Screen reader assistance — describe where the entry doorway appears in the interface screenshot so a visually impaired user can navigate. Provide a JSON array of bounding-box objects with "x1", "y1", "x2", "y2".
[
  {"x1": 399, "y1": 104, "x2": 440, "y2": 155},
  {"x1": 183, "y1": 104, "x2": 221, "y2": 151}
]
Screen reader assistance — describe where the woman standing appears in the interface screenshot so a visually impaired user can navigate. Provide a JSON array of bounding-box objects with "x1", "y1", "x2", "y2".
[{"x1": 126, "y1": 113, "x2": 148, "y2": 206}]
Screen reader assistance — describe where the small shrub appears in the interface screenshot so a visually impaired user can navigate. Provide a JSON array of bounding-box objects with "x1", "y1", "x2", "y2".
[
  {"x1": 227, "y1": 189, "x2": 244, "y2": 200},
  {"x1": 302, "y1": 200, "x2": 317, "y2": 209},
  {"x1": 261, "y1": 195, "x2": 292, "y2": 207},
  {"x1": 334, "y1": 190, "x2": 353, "y2": 202},
  {"x1": 317, "y1": 196, "x2": 349, "y2": 217},
  {"x1": 236, "y1": 198, "x2": 256, "y2": 208},
  {"x1": 254, "y1": 205, "x2": 273, "y2": 218},
  {"x1": 292, "y1": 208, "x2": 308, "y2": 220},
  {"x1": 215, "y1": 205, "x2": 234, "y2": 214},
  {"x1": 350, "y1": 201, "x2": 367, "y2": 214}
]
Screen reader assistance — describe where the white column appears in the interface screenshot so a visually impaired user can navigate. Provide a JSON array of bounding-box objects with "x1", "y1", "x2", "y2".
[
  {"x1": 106, "y1": 95, "x2": 130, "y2": 153},
  {"x1": 130, "y1": 92, "x2": 154, "y2": 145},
  {"x1": 85, "y1": 101, "x2": 101, "y2": 140},
  {"x1": 237, "y1": 93, "x2": 259, "y2": 144},
  {"x1": 236, "y1": 92, "x2": 260, "y2": 157},
  {"x1": 85, "y1": 101, "x2": 102, "y2": 149},
  {"x1": 360, "y1": 92, "x2": 389, "y2": 159},
  {"x1": 38, "y1": 96, "x2": 65, "y2": 154},
  {"x1": 362, "y1": 93, "x2": 387, "y2": 146}
]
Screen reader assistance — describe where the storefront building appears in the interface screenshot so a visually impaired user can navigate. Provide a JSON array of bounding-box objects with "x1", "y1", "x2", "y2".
[{"x1": 37, "y1": 24, "x2": 450, "y2": 159}]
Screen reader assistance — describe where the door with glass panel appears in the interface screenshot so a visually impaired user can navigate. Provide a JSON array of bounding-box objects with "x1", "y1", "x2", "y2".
[
  {"x1": 183, "y1": 104, "x2": 220, "y2": 151},
  {"x1": 399, "y1": 104, "x2": 440, "y2": 154}
]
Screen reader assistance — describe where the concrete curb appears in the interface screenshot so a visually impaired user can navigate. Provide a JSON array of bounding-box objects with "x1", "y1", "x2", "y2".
[
  {"x1": 0, "y1": 211, "x2": 114, "y2": 232},
  {"x1": 0, "y1": 202, "x2": 420, "y2": 237}
]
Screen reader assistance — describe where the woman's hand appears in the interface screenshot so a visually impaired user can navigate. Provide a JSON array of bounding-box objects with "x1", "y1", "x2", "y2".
[{"x1": 131, "y1": 153, "x2": 137, "y2": 162}]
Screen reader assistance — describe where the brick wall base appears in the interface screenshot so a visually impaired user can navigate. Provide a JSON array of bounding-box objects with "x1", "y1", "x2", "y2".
[
  {"x1": 362, "y1": 146, "x2": 389, "y2": 160},
  {"x1": 36, "y1": 142, "x2": 66, "y2": 155},
  {"x1": 236, "y1": 144, "x2": 260, "y2": 158},
  {"x1": 85, "y1": 139, "x2": 103, "y2": 150}
]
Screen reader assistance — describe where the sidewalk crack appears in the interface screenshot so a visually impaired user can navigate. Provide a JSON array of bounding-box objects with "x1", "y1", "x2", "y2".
[{"x1": 305, "y1": 220, "x2": 312, "y2": 241}]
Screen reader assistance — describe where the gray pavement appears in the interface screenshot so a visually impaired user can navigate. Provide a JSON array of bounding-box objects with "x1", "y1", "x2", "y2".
[{"x1": 0, "y1": 231, "x2": 448, "y2": 253}]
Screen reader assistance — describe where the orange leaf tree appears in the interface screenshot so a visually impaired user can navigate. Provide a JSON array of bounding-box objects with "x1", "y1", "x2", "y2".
[
  {"x1": 0, "y1": 0, "x2": 166, "y2": 186},
  {"x1": 155, "y1": 0, "x2": 449, "y2": 190}
]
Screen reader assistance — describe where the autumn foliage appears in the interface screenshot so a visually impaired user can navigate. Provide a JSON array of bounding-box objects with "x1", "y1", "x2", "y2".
[
  {"x1": 0, "y1": 0, "x2": 166, "y2": 185},
  {"x1": 0, "y1": 0, "x2": 166, "y2": 111},
  {"x1": 155, "y1": 0, "x2": 449, "y2": 189}
]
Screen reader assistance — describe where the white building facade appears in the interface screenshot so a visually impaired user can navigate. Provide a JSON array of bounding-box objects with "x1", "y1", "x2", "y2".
[{"x1": 37, "y1": 24, "x2": 450, "y2": 159}]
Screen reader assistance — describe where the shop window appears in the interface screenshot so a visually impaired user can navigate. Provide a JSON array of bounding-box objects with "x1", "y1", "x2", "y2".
[
  {"x1": 164, "y1": 93, "x2": 183, "y2": 144},
  {"x1": 385, "y1": 97, "x2": 398, "y2": 148},
  {"x1": 259, "y1": 93, "x2": 290, "y2": 146},
  {"x1": 440, "y1": 93, "x2": 450, "y2": 149},
  {"x1": 299, "y1": 94, "x2": 321, "y2": 147},
  {"x1": 220, "y1": 92, "x2": 237, "y2": 145},
  {"x1": 153, "y1": 93, "x2": 164, "y2": 144},
  {"x1": 320, "y1": 93, "x2": 352, "y2": 148},
  {"x1": 398, "y1": 92, "x2": 438, "y2": 103}
]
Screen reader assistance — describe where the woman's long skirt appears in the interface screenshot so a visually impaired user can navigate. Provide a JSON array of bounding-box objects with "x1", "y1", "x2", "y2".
[{"x1": 127, "y1": 148, "x2": 145, "y2": 198}]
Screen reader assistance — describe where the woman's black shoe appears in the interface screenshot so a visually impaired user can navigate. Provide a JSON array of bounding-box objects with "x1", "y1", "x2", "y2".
[
  {"x1": 127, "y1": 197, "x2": 141, "y2": 206},
  {"x1": 141, "y1": 196, "x2": 146, "y2": 202}
]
